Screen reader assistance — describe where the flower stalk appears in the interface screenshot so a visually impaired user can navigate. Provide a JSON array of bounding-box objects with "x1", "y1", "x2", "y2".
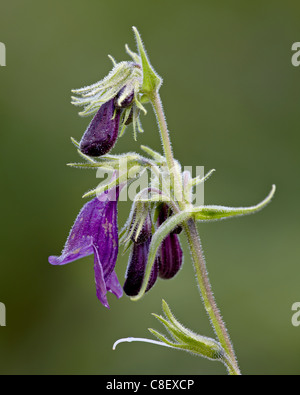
[
  {"x1": 183, "y1": 218, "x2": 240, "y2": 374},
  {"x1": 149, "y1": 91, "x2": 241, "y2": 374},
  {"x1": 50, "y1": 26, "x2": 276, "y2": 375}
]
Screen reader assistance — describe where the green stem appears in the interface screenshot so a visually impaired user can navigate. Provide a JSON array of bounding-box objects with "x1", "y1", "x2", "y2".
[
  {"x1": 149, "y1": 91, "x2": 241, "y2": 375},
  {"x1": 150, "y1": 92, "x2": 176, "y2": 172},
  {"x1": 150, "y1": 92, "x2": 184, "y2": 207},
  {"x1": 184, "y1": 218, "x2": 240, "y2": 375}
]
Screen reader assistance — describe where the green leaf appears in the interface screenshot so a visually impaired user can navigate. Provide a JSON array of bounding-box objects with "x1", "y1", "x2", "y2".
[
  {"x1": 132, "y1": 26, "x2": 162, "y2": 95},
  {"x1": 151, "y1": 302, "x2": 223, "y2": 361},
  {"x1": 82, "y1": 169, "x2": 141, "y2": 198},
  {"x1": 148, "y1": 328, "x2": 176, "y2": 347},
  {"x1": 193, "y1": 184, "x2": 276, "y2": 221},
  {"x1": 140, "y1": 145, "x2": 165, "y2": 163}
]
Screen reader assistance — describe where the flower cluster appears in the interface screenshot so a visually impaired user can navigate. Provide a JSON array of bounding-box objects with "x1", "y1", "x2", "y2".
[
  {"x1": 49, "y1": 27, "x2": 275, "y2": 311},
  {"x1": 123, "y1": 204, "x2": 183, "y2": 297}
]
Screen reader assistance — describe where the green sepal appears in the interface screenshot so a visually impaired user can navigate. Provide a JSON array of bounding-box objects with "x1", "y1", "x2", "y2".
[{"x1": 132, "y1": 26, "x2": 162, "y2": 96}]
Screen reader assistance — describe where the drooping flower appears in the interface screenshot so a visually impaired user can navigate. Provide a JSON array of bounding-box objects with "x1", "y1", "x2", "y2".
[
  {"x1": 123, "y1": 203, "x2": 183, "y2": 297},
  {"x1": 123, "y1": 213, "x2": 158, "y2": 296},
  {"x1": 71, "y1": 57, "x2": 146, "y2": 142},
  {"x1": 48, "y1": 186, "x2": 122, "y2": 309},
  {"x1": 79, "y1": 97, "x2": 121, "y2": 157},
  {"x1": 156, "y1": 204, "x2": 183, "y2": 280}
]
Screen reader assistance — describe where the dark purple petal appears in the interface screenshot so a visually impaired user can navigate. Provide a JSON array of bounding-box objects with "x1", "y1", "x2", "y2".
[
  {"x1": 157, "y1": 232, "x2": 183, "y2": 279},
  {"x1": 156, "y1": 203, "x2": 183, "y2": 279},
  {"x1": 171, "y1": 224, "x2": 183, "y2": 235},
  {"x1": 80, "y1": 98, "x2": 121, "y2": 157},
  {"x1": 123, "y1": 238, "x2": 158, "y2": 297}
]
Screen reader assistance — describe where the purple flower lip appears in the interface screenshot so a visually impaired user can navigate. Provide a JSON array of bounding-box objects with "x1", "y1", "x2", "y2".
[
  {"x1": 48, "y1": 186, "x2": 122, "y2": 309},
  {"x1": 79, "y1": 98, "x2": 121, "y2": 157}
]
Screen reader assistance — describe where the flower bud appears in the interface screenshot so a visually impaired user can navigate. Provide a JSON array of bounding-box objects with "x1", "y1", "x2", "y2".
[
  {"x1": 123, "y1": 238, "x2": 158, "y2": 297},
  {"x1": 79, "y1": 98, "x2": 120, "y2": 157},
  {"x1": 156, "y1": 204, "x2": 183, "y2": 279}
]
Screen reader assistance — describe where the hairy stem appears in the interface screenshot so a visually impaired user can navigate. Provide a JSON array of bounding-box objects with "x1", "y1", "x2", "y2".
[
  {"x1": 150, "y1": 92, "x2": 175, "y2": 172},
  {"x1": 184, "y1": 218, "x2": 240, "y2": 375},
  {"x1": 149, "y1": 91, "x2": 241, "y2": 375}
]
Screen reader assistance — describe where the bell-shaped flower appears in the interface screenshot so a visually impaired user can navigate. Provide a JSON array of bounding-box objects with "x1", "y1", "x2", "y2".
[
  {"x1": 79, "y1": 97, "x2": 121, "y2": 157},
  {"x1": 48, "y1": 186, "x2": 122, "y2": 309},
  {"x1": 156, "y1": 204, "x2": 183, "y2": 280},
  {"x1": 123, "y1": 213, "x2": 158, "y2": 296},
  {"x1": 71, "y1": 48, "x2": 147, "y2": 143}
]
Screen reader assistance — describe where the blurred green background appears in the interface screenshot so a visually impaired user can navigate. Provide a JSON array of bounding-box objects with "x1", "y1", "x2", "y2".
[{"x1": 0, "y1": 0, "x2": 299, "y2": 375}]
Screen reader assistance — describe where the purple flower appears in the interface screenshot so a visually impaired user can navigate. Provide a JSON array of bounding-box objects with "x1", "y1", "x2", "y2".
[
  {"x1": 123, "y1": 204, "x2": 183, "y2": 296},
  {"x1": 123, "y1": 237, "x2": 159, "y2": 297},
  {"x1": 48, "y1": 187, "x2": 122, "y2": 309},
  {"x1": 79, "y1": 98, "x2": 121, "y2": 157},
  {"x1": 123, "y1": 214, "x2": 158, "y2": 296},
  {"x1": 156, "y1": 204, "x2": 183, "y2": 280}
]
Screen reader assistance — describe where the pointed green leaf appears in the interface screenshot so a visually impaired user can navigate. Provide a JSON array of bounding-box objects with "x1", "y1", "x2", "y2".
[
  {"x1": 132, "y1": 26, "x2": 162, "y2": 95},
  {"x1": 148, "y1": 328, "x2": 176, "y2": 347},
  {"x1": 82, "y1": 171, "x2": 131, "y2": 198},
  {"x1": 189, "y1": 169, "x2": 216, "y2": 188},
  {"x1": 125, "y1": 44, "x2": 140, "y2": 64},
  {"x1": 140, "y1": 145, "x2": 165, "y2": 163},
  {"x1": 161, "y1": 300, "x2": 188, "y2": 335},
  {"x1": 193, "y1": 184, "x2": 276, "y2": 221}
]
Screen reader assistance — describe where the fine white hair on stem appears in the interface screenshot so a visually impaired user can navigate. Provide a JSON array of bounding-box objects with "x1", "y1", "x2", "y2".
[{"x1": 112, "y1": 337, "x2": 173, "y2": 350}]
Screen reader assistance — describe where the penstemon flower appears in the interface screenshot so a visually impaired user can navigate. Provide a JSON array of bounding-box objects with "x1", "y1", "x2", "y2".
[
  {"x1": 123, "y1": 213, "x2": 158, "y2": 297},
  {"x1": 50, "y1": 26, "x2": 276, "y2": 375},
  {"x1": 79, "y1": 97, "x2": 121, "y2": 157},
  {"x1": 71, "y1": 56, "x2": 146, "y2": 144},
  {"x1": 48, "y1": 185, "x2": 122, "y2": 309},
  {"x1": 156, "y1": 203, "x2": 183, "y2": 280}
]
